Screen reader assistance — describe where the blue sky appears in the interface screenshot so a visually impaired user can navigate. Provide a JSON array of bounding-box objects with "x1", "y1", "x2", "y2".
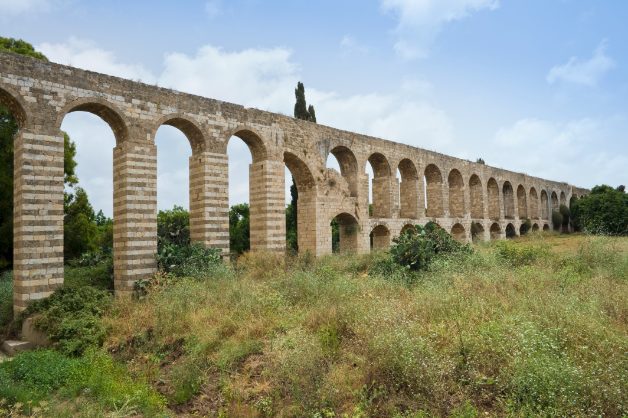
[{"x1": 2, "y1": 0, "x2": 627, "y2": 216}]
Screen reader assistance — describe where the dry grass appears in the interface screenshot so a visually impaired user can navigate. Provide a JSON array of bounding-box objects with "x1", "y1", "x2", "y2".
[{"x1": 101, "y1": 233, "x2": 627, "y2": 417}]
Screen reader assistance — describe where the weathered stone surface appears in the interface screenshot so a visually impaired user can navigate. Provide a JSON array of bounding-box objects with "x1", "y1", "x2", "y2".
[
  {"x1": 0, "y1": 51, "x2": 589, "y2": 313},
  {"x1": 21, "y1": 317, "x2": 51, "y2": 347},
  {"x1": 2, "y1": 340, "x2": 34, "y2": 356}
]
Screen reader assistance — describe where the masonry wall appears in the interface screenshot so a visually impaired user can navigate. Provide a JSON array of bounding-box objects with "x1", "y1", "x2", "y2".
[{"x1": 0, "y1": 52, "x2": 588, "y2": 312}]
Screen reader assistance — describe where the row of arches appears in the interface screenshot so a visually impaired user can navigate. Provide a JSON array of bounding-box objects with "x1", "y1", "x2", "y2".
[{"x1": 326, "y1": 145, "x2": 571, "y2": 222}]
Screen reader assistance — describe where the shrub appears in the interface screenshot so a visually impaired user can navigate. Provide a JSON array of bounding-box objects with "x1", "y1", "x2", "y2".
[
  {"x1": 65, "y1": 254, "x2": 113, "y2": 290},
  {"x1": 494, "y1": 241, "x2": 548, "y2": 267},
  {"x1": 0, "y1": 349, "x2": 165, "y2": 415},
  {"x1": 0, "y1": 271, "x2": 12, "y2": 330},
  {"x1": 551, "y1": 210, "x2": 563, "y2": 231},
  {"x1": 22, "y1": 286, "x2": 111, "y2": 356},
  {"x1": 157, "y1": 205, "x2": 190, "y2": 248},
  {"x1": 520, "y1": 218, "x2": 532, "y2": 235},
  {"x1": 389, "y1": 222, "x2": 470, "y2": 271},
  {"x1": 156, "y1": 242, "x2": 223, "y2": 278},
  {"x1": 571, "y1": 185, "x2": 628, "y2": 235}
]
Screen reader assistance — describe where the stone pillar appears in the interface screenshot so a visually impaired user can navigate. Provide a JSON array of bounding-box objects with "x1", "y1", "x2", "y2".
[
  {"x1": 189, "y1": 151, "x2": 229, "y2": 254},
  {"x1": 113, "y1": 140, "x2": 157, "y2": 296},
  {"x1": 296, "y1": 189, "x2": 317, "y2": 254},
  {"x1": 249, "y1": 159, "x2": 285, "y2": 253},
  {"x1": 13, "y1": 129, "x2": 64, "y2": 313},
  {"x1": 399, "y1": 178, "x2": 419, "y2": 219},
  {"x1": 371, "y1": 176, "x2": 391, "y2": 218}
]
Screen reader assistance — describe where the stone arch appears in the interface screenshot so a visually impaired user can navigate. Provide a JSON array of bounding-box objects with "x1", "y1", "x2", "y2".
[
  {"x1": 424, "y1": 164, "x2": 444, "y2": 217},
  {"x1": 370, "y1": 224, "x2": 391, "y2": 250},
  {"x1": 284, "y1": 152, "x2": 317, "y2": 254},
  {"x1": 448, "y1": 169, "x2": 465, "y2": 217},
  {"x1": 543, "y1": 224, "x2": 550, "y2": 231},
  {"x1": 469, "y1": 174, "x2": 484, "y2": 219},
  {"x1": 540, "y1": 190, "x2": 549, "y2": 220},
  {"x1": 228, "y1": 127, "x2": 268, "y2": 163},
  {"x1": 328, "y1": 145, "x2": 358, "y2": 197},
  {"x1": 400, "y1": 224, "x2": 415, "y2": 235},
  {"x1": 529, "y1": 187, "x2": 539, "y2": 219},
  {"x1": 471, "y1": 222, "x2": 484, "y2": 243},
  {"x1": 532, "y1": 223, "x2": 540, "y2": 232},
  {"x1": 367, "y1": 152, "x2": 392, "y2": 218},
  {"x1": 551, "y1": 191, "x2": 559, "y2": 212},
  {"x1": 490, "y1": 222, "x2": 501, "y2": 240},
  {"x1": 153, "y1": 114, "x2": 206, "y2": 153},
  {"x1": 517, "y1": 184, "x2": 527, "y2": 219},
  {"x1": 451, "y1": 223, "x2": 466, "y2": 242},
  {"x1": 397, "y1": 158, "x2": 419, "y2": 218},
  {"x1": 505, "y1": 223, "x2": 516, "y2": 239},
  {"x1": 560, "y1": 191, "x2": 566, "y2": 206},
  {"x1": 487, "y1": 178, "x2": 500, "y2": 220},
  {"x1": 57, "y1": 97, "x2": 129, "y2": 145},
  {"x1": 503, "y1": 181, "x2": 515, "y2": 219},
  {"x1": 331, "y1": 212, "x2": 359, "y2": 253},
  {"x1": 520, "y1": 222, "x2": 530, "y2": 236},
  {"x1": 0, "y1": 86, "x2": 28, "y2": 128}
]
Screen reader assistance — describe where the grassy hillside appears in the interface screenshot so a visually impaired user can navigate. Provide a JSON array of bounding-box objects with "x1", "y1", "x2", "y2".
[{"x1": 1, "y1": 233, "x2": 627, "y2": 417}]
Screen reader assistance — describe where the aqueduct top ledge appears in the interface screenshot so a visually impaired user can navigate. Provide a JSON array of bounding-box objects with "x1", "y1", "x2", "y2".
[{"x1": 0, "y1": 51, "x2": 587, "y2": 199}]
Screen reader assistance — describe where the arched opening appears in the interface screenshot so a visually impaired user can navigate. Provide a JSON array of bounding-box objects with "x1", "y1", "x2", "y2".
[
  {"x1": 60, "y1": 102, "x2": 125, "y2": 291},
  {"x1": 502, "y1": 181, "x2": 515, "y2": 219},
  {"x1": 490, "y1": 223, "x2": 501, "y2": 240},
  {"x1": 532, "y1": 223, "x2": 540, "y2": 232},
  {"x1": 370, "y1": 224, "x2": 391, "y2": 251},
  {"x1": 543, "y1": 224, "x2": 550, "y2": 231},
  {"x1": 551, "y1": 191, "x2": 559, "y2": 212},
  {"x1": 331, "y1": 212, "x2": 359, "y2": 254},
  {"x1": 505, "y1": 223, "x2": 516, "y2": 239},
  {"x1": 451, "y1": 223, "x2": 466, "y2": 242},
  {"x1": 366, "y1": 153, "x2": 392, "y2": 218},
  {"x1": 448, "y1": 169, "x2": 465, "y2": 218},
  {"x1": 517, "y1": 185, "x2": 527, "y2": 219},
  {"x1": 424, "y1": 164, "x2": 443, "y2": 217},
  {"x1": 284, "y1": 152, "x2": 316, "y2": 254},
  {"x1": 397, "y1": 158, "x2": 419, "y2": 219},
  {"x1": 541, "y1": 190, "x2": 549, "y2": 220},
  {"x1": 400, "y1": 224, "x2": 415, "y2": 235},
  {"x1": 487, "y1": 178, "x2": 500, "y2": 220},
  {"x1": 0, "y1": 88, "x2": 27, "y2": 281},
  {"x1": 227, "y1": 129, "x2": 268, "y2": 256},
  {"x1": 326, "y1": 146, "x2": 358, "y2": 197},
  {"x1": 529, "y1": 187, "x2": 539, "y2": 219},
  {"x1": 560, "y1": 191, "x2": 566, "y2": 206},
  {"x1": 519, "y1": 222, "x2": 530, "y2": 236},
  {"x1": 155, "y1": 118, "x2": 201, "y2": 215},
  {"x1": 471, "y1": 222, "x2": 484, "y2": 243},
  {"x1": 469, "y1": 174, "x2": 484, "y2": 219}
]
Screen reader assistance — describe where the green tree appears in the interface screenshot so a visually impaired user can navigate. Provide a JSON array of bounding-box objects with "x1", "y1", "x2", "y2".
[
  {"x1": 229, "y1": 203, "x2": 250, "y2": 255},
  {"x1": 157, "y1": 206, "x2": 190, "y2": 248},
  {"x1": 571, "y1": 185, "x2": 628, "y2": 235},
  {"x1": 294, "y1": 82, "x2": 316, "y2": 122},
  {"x1": 0, "y1": 38, "x2": 79, "y2": 269},
  {"x1": 64, "y1": 188, "x2": 98, "y2": 260},
  {"x1": 286, "y1": 181, "x2": 298, "y2": 252}
]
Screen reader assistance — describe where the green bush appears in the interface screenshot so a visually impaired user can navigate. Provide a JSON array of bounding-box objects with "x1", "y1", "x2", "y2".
[
  {"x1": 0, "y1": 349, "x2": 165, "y2": 415},
  {"x1": 520, "y1": 218, "x2": 532, "y2": 235},
  {"x1": 65, "y1": 254, "x2": 113, "y2": 290},
  {"x1": 571, "y1": 185, "x2": 628, "y2": 235},
  {"x1": 389, "y1": 222, "x2": 470, "y2": 271},
  {"x1": 158, "y1": 205, "x2": 190, "y2": 248},
  {"x1": 494, "y1": 241, "x2": 549, "y2": 267},
  {"x1": 157, "y1": 242, "x2": 223, "y2": 278},
  {"x1": 0, "y1": 271, "x2": 12, "y2": 330},
  {"x1": 22, "y1": 286, "x2": 111, "y2": 356},
  {"x1": 551, "y1": 210, "x2": 563, "y2": 231}
]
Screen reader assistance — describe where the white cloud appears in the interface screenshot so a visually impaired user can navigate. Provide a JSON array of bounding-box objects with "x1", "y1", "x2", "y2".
[
  {"x1": 340, "y1": 35, "x2": 369, "y2": 54},
  {"x1": 0, "y1": 0, "x2": 51, "y2": 15},
  {"x1": 546, "y1": 40, "x2": 615, "y2": 86},
  {"x1": 205, "y1": 0, "x2": 222, "y2": 18},
  {"x1": 381, "y1": 0, "x2": 499, "y2": 59},
  {"x1": 37, "y1": 38, "x2": 156, "y2": 83},
  {"x1": 490, "y1": 117, "x2": 627, "y2": 188}
]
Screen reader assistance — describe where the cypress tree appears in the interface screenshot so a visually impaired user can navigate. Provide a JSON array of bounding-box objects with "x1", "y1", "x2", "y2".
[
  {"x1": 294, "y1": 82, "x2": 309, "y2": 120},
  {"x1": 307, "y1": 104, "x2": 317, "y2": 123}
]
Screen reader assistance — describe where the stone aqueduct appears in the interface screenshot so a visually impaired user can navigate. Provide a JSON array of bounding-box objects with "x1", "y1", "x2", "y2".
[{"x1": 1, "y1": 52, "x2": 587, "y2": 311}]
